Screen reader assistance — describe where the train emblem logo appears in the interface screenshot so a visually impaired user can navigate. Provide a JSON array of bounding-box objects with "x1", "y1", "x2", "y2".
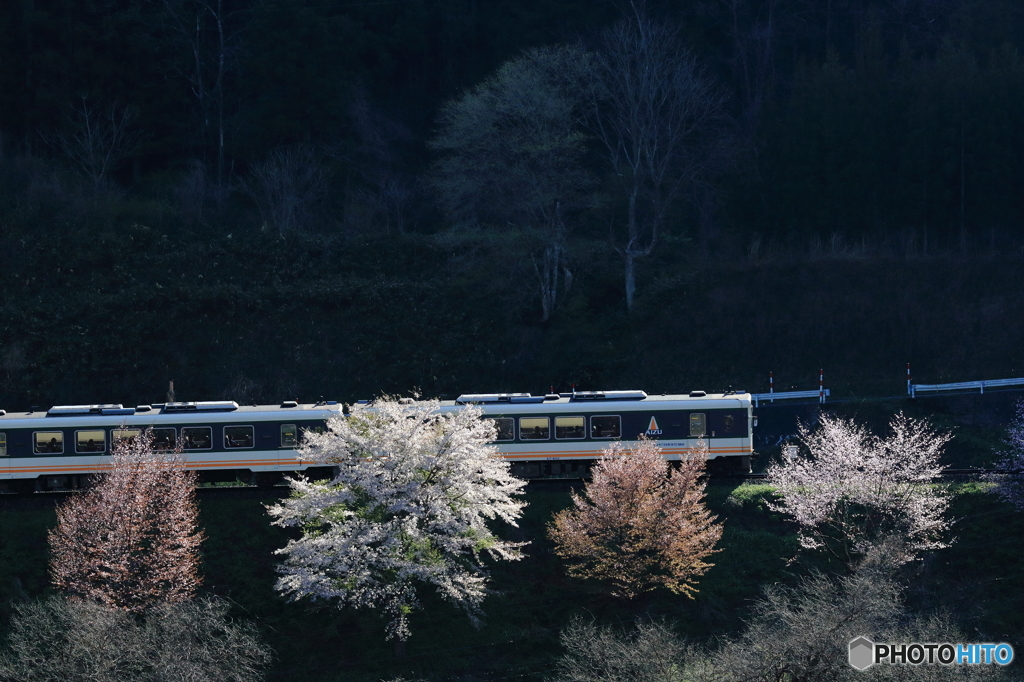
[{"x1": 645, "y1": 417, "x2": 662, "y2": 436}]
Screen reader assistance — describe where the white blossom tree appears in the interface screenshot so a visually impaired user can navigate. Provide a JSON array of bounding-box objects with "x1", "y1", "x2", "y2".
[
  {"x1": 766, "y1": 413, "x2": 952, "y2": 565},
  {"x1": 992, "y1": 400, "x2": 1024, "y2": 510},
  {"x1": 267, "y1": 398, "x2": 527, "y2": 641}
]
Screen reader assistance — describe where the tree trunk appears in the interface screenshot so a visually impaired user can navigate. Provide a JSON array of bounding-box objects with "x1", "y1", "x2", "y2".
[
  {"x1": 23, "y1": 0, "x2": 34, "y2": 156},
  {"x1": 215, "y1": 0, "x2": 225, "y2": 189},
  {"x1": 624, "y1": 251, "x2": 637, "y2": 312}
]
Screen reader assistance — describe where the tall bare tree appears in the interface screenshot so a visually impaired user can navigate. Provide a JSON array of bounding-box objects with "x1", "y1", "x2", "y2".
[
  {"x1": 585, "y1": 9, "x2": 726, "y2": 310},
  {"x1": 161, "y1": 0, "x2": 237, "y2": 190},
  {"x1": 49, "y1": 431, "x2": 204, "y2": 613}
]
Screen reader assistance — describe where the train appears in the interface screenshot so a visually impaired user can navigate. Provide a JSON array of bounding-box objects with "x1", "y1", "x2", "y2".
[{"x1": 0, "y1": 390, "x2": 753, "y2": 492}]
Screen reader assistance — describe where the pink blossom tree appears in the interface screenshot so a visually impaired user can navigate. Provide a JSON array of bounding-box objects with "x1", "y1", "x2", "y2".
[
  {"x1": 268, "y1": 398, "x2": 527, "y2": 641},
  {"x1": 48, "y1": 431, "x2": 204, "y2": 612},
  {"x1": 766, "y1": 413, "x2": 952, "y2": 565},
  {"x1": 548, "y1": 438, "x2": 722, "y2": 599}
]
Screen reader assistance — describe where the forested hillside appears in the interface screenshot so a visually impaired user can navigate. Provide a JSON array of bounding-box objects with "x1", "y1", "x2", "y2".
[{"x1": 2, "y1": 0, "x2": 1024, "y2": 407}]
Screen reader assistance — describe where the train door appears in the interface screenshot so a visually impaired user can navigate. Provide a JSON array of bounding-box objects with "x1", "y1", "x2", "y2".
[
  {"x1": 274, "y1": 421, "x2": 306, "y2": 471},
  {"x1": 0, "y1": 432, "x2": 9, "y2": 480}
]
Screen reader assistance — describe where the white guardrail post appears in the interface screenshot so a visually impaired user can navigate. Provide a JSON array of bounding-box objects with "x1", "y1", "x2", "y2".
[
  {"x1": 752, "y1": 388, "x2": 831, "y2": 407},
  {"x1": 752, "y1": 370, "x2": 831, "y2": 407}
]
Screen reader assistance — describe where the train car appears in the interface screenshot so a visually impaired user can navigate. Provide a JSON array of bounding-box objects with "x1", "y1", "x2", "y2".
[
  {"x1": 0, "y1": 389, "x2": 753, "y2": 491},
  {"x1": 0, "y1": 400, "x2": 342, "y2": 493},
  {"x1": 433, "y1": 389, "x2": 753, "y2": 478}
]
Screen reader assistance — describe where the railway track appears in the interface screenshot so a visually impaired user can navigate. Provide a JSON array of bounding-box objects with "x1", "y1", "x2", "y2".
[{"x1": 2, "y1": 468, "x2": 1016, "y2": 504}]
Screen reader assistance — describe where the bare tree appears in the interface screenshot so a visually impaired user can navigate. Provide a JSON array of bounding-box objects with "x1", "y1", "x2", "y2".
[
  {"x1": 702, "y1": 0, "x2": 780, "y2": 147},
  {"x1": 333, "y1": 88, "x2": 417, "y2": 236},
  {"x1": 174, "y1": 159, "x2": 211, "y2": 226},
  {"x1": 49, "y1": 431, "x2": 204, "y2": 613},
  {"x1": 161, "y1": 0, "x2": 237, "y2": 190},
  {"x1": 549, "y1": 438, "x2": 722, "y2": 599},
  {"x1": 430, "y1": 45, "x2": 596, "y2": 321},
  {"x1": 0, "y1": 595, "x2": 271, "y2": 682},
  {"x1": 712, "y1": 543, "x2": 1007, "y2": 681},
  {"x1": 766, "y1": 413, "x2": 952, "y2": 565},
  {"x1": 239, "y1": 145, "x2": 331, "y2": 237},
  {"x1": 554, "y1": 545, "x2": 1005, "y2": 682},
  {"x1": 584, "y1": 9, "x2": 727, "y2": 310},
  {"x1": 553, "y1": 617, "x2": 699, "y2": 682},
  {"x1": 43, "y1": 97, "x2": 141, "y2": 193}
]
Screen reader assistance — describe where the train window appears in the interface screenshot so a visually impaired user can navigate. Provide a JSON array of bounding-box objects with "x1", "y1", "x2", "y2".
[
  {"x1": 181, "y1": 427, "x2": 212, "y2": 450},
  {"x1": 34, "y1": 431, "x2": 64, "y2": 454},
  {"x1": 280, "y1": 424, "x2": 298, "y2": 448},
  {"x1": 224, "y1": 425, "x2": 254, "y2": 449},
  {"x1": 75, "y1": 430, "x2": 107, "y2": 453},
  {"x1": 590, "y1": 415, "x2": 621, "y2": 439},
  {"x1": 555, "y1": 416, "x2": 585, "y2": 440},
  {"x1": 723, "y1": 414, "x2": 735, "y2": 434},
  {"x1": 112, "y1": 428, "x2": 142, "y2": 446},
  {"x1": 152, "y1": 428, "x2": 176, "y2": 451},
  {"x1": 0, "y1": 433, "x2": 6, "y2": 456},
  {"x1": 487, "y1": 418, "x2": 514, "y2": 442},
  {"x1": 690, "y1": 413, "x2": 706, "y2": 437},
  {"x1": 519, "y1": 417, "x2": 550, "y2": 440}
]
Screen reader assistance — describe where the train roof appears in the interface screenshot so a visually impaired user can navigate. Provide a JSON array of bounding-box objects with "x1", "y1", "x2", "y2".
[
  {"x1": 433, "y1": 390, "x2": 751, "y2": 412},
  {"x1": 0, "y1": 401, "x2": 342, "y2": 422}
]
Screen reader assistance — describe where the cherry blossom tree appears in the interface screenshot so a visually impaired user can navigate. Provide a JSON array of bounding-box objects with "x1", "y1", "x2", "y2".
[
  {"x1": 992, "y1": 400, "x2": 1024, "y2": 510},
  {"x1": 548, "y1": 438, "x2": 722, "y2": 599},
  {"x1": 267, "y1": 398, "x2": 528, "y2": 641},
  {"x1": 48, "y1": 431, "x2": 204, "y2": 612},
  {"x1": 766, "y1": 413, "x2": 952, "y2": 565}
]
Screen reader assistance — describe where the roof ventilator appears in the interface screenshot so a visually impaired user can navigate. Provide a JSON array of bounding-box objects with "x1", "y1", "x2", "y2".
[
  {"x1": 48, "y1": 404, "x2": 137, "y2": 416},
  {"x1": 162, "y1": 401, "x2": 239, "y2": 412},
  {"x1": 568, "y1": 390, "x2": 648, "y2": 402},
  {"x1": 456, "y1": 393, "x2": 545, "y2": 404}
]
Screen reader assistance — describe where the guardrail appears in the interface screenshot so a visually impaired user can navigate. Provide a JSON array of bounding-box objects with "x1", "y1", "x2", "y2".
[
  {"x1": 751, "y1": 389, "x2": 830, "y2": 407},
  {"x1": 908, "y1": 378, "x2": 1024, "y2": 397}
]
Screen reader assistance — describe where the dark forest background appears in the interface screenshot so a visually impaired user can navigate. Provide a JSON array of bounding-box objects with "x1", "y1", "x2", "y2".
[{"x1": 2, "y1": 0, "x2": 1024, "y2": 409}]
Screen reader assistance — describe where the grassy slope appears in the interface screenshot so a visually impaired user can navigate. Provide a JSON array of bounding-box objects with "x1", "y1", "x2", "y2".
[
  {"x1": 2, "y1": 476, "x2": 1021, "y2": 681},
  {"x1": 4, "y1": 228, "x2": 1024, "y2": 410}
]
